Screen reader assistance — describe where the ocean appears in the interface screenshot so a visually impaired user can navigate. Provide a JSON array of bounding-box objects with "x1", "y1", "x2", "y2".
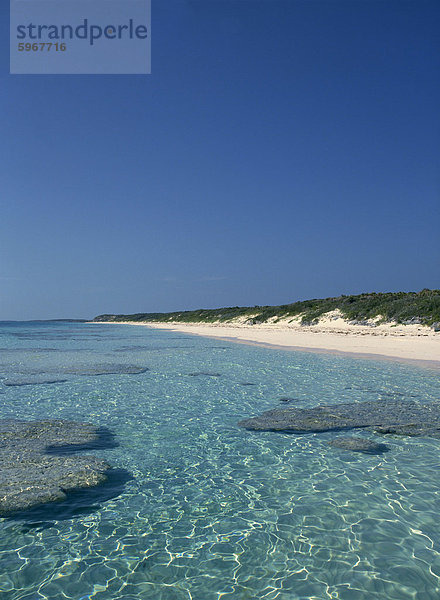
[{"x1": 0, "y1": 320, "x2": 439, "y2": 599}]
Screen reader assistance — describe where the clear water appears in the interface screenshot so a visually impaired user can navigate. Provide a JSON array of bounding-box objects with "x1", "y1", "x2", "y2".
[{"x1": 0, "y1": 321, "x2": 440, "y2": 600}]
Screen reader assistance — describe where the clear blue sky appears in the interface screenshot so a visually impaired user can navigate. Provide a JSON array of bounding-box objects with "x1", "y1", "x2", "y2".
[{"x1": 1, "y1": 0, "x2": 439, "y2": 319}]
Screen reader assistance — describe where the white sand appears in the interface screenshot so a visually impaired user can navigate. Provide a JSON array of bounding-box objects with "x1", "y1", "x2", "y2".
[{"x1": 90, "y1": 313, "x2": 440, "y2": 367}]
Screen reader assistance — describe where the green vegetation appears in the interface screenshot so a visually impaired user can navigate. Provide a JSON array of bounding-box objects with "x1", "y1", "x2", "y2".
[{"x1": 93, "y1": 289, "x2": 440, "y2": 328}]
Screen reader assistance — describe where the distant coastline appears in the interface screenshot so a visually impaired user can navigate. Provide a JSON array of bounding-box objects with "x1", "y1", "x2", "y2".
[
  {"x1": 89, "y1": 291, "x2": 440, "y2": 366},
  {"x1": 1, "y1": 319, "x2": 88, "y2": 323}
]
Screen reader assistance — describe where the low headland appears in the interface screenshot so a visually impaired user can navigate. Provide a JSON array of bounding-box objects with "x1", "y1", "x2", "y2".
[{"x1": 91, "y1": 290, "x2": 440, "y2": 366}]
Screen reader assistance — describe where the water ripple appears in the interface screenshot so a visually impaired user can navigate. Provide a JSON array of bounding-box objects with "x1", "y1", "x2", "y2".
[{"x1": 1, "y1": 322, "x2": 440, "y2": 599}]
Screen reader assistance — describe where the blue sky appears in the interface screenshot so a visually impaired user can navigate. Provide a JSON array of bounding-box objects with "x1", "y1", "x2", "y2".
[{"x1": 1, "y1": 0, "x2": 439, "y2": 319}]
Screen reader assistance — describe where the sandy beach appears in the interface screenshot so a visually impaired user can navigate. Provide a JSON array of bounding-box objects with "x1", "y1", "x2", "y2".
[{"x1": 91, "y1": 314, "x2": 440, "y2": 367}]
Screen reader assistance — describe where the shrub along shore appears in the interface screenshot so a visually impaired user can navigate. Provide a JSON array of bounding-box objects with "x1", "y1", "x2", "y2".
[{"x1": 93, "y1": 289, "x2": 440, "y2": 329}]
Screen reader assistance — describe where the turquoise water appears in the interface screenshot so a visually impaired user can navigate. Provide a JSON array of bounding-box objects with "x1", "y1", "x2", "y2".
[{"x1": 1, "y1": 321, "x2": 440, "y2": 600}]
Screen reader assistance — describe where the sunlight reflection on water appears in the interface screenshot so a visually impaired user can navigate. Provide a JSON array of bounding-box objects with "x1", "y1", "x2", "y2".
[{"x1": 0, "y1": 321, "x2": 439, "y2": 599}]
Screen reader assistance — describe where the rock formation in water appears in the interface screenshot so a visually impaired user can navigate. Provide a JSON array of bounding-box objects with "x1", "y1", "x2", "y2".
[
  {"x1": 238, "y1": 399, "x2": 440, "y2": 438},
  {"x1": 0, "y1": 419, "x2": 114, "y2": 516},
  {"x1": 328, "y1": 436, "x2": 389, "y2": 454}
]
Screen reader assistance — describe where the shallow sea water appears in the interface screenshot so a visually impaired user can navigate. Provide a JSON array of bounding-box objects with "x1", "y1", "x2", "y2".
[{"x1": 0, "y1": 321, "x2": 440, "y2": 600}]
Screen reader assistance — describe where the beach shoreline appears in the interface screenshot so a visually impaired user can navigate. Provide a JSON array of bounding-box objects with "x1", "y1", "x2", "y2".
[{"x1": 88, "y1": 319, "x2": 440, "y2": 368}]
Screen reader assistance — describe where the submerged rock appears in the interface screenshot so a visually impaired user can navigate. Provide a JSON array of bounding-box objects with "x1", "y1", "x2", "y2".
[
  {"x1": 279, "y1": 397, "x2": 301, "y2": 403},
  {"x1": 328, "y1": 436, "x2": 389, "y2": 454},
  {"x1": 64, "y1": 365, "x2": 149, "y2": 376},
  {"x1": 188, "y1": 372, "x2": 221, "y2": 377},
  {"x1": 0, "y1": 420, "x2": 113, "y2": 516},
  {"x1": 3, "y1": 377, "x2": 68, "y2": 387},
  {"x1": 238, "y1": 399, "x2": 440, "y2": 438}
]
